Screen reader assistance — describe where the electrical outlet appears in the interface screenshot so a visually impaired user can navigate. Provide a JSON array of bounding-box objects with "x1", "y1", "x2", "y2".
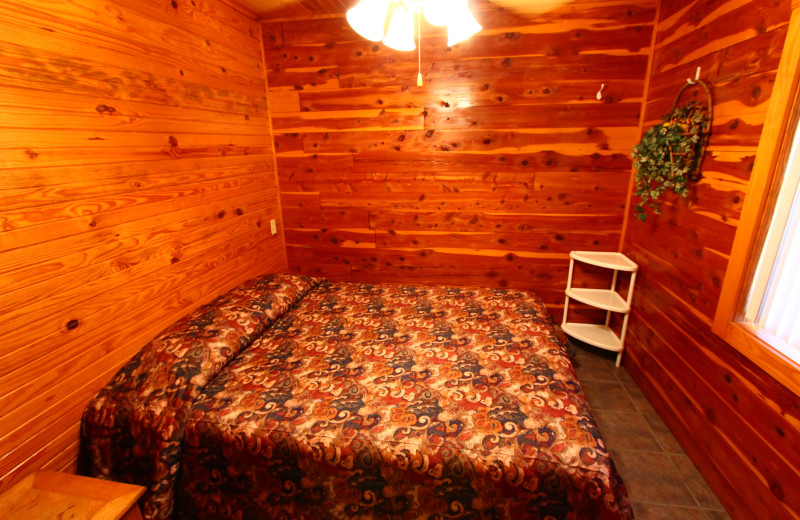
[{"x1": 270, "y1": 219, "x2": 277, "y2": 235}]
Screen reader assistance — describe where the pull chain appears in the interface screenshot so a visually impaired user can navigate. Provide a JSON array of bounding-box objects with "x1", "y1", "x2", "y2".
[{"x1": 417, "y1": 10, "x2": 422, "y2": 86}]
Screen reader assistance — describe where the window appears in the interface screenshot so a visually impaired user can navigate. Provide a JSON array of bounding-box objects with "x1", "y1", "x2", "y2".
[
  {"x1": 713, "y1": 9, "x2": 800, "y2": 397},
  {"x1": 743, "y1": 106, "x2": 800, "y2": 363}
]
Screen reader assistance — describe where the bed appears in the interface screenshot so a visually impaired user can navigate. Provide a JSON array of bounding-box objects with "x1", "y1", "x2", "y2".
[{"x1": 81, "y1": 274, "x2": 633, "y2": 520}]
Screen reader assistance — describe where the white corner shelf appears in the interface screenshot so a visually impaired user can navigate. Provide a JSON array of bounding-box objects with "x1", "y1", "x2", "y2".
[
  {"x1": 565, "y1": 288, "x2": 630, "y2": 313},
  {"x1": 561, "y1": 323, "x2": 624, "y2": 352},
  {"x1": 569, "y1": 251, "x2": 638, "y2": 272},
  {"x1": 562, "y1": 251, "x2": 638, "y2": 367}
]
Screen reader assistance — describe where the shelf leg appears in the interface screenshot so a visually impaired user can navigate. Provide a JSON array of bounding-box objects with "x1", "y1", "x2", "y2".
[
  {"x1": 626, "y1": 271, "x2": 638, "y2": 309},
  {"x1": 606, "y1": 269, "x2": 619, "y2": 328},
  {"x1": 562, "y1": 258, "x2": 575, "y2": 326},
  {"x1": 565, "y1": 258, "x2": 575, "y2": 292},
  {"x1": 615, "y1": 311, "x2": 632, "y2": 368}
]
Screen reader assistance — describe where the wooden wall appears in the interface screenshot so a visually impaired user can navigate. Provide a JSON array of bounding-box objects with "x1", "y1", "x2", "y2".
[
  {"x1": 0, "y1": 0, "x2": 285, "y2": 492},
  {"x1": 621, "y1": 0, "x2": 800, "y2": 518},
  {"x1": 263, "y1": 0, "x2": 657, "y2": 314}
]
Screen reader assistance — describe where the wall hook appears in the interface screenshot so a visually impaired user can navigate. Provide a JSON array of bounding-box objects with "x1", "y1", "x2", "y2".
[
  {"x1": 596, "y1": 83, "x2": 605, "y2": 101},
  {"x1": 687, "y1": 66, "x2": 701, "y2": 85}
]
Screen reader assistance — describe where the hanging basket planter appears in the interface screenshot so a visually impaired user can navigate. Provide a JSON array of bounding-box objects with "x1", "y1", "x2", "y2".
[{"x1": 632, "y1": 80, "x2": 712, "y2": 221}]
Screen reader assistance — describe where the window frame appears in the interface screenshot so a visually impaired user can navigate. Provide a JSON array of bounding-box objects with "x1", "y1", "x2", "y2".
[{"x1": 713, "y1": 7, "x2": 800, "y2": 398}]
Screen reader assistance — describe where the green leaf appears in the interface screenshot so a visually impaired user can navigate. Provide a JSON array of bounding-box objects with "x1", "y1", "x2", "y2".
[{"x1": 632, "y1": 100, "x2": 709, "y2": 221}]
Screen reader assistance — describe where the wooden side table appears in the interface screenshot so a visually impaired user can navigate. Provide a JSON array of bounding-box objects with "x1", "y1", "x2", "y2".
[{"x1": 0, "y1": 470, "x2": 145, "y2": 520}]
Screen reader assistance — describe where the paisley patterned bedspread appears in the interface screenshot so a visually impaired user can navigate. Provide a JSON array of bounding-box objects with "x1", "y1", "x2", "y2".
[{"x1": 82, "y1": 275, "x2": 633, "y2": 520}]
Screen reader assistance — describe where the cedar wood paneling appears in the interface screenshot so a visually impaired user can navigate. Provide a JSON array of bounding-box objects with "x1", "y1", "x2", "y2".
[
  {"x1": 2, "y1": 0, "x2": 799, "y2": 518},
  {"x1": 263, "y1": 0, "x2": 658, "y2": 316},
  {"x1": 0, "y1": 0, "x2": 285, "y2": 491},
  {"x1": 621, "y1": 0, "x2": 800, "y2": 519}
]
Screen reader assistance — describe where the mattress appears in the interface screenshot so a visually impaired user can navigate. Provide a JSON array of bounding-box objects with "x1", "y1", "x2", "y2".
[{"x1": 81, "y1": 274, "x2": 632, "y2": 520}]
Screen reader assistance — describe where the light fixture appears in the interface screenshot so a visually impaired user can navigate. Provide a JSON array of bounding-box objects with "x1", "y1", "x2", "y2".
[
  {"x1": 422, "y1": 0, "x2": 448, "y2": 27},
  {"x1": 346, "y1": 0, "x2": 391, "y2": 42},
  {"x1": 382, "y1": 5, "x2": 417, "y2": 51},
  {"x1": 346, "y1": 0, "x2": 482, "y2": 85},
  {"x1": 445, "y1": 0, "x2": 482, "y2": 46}
]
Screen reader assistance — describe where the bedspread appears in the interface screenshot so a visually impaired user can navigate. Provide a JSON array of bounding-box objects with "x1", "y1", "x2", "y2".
[
  {"x1": 81, "y1": 274, "x2": 320, "y2": 520},
  {"x1": 173, "y1": 280, "x2": 632, "y2": 519}
]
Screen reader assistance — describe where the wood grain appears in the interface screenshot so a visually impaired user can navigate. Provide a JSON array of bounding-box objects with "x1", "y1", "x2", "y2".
[
  {"x1": 5, "y1": 2, "x2": 797, "y2": 520},
  {"x1": 263, "y1": 2, "x2": 655, "y2": 306},
  {"x1": 621, "y1": 0, "x2": 798, "y2": 518},
  {"x1": 0, "y1": 0, "x2": 284, "y2": 493},
  {"x1": 713, "y1": 7, "x2": 800, "y2": 400},
  {"x1": 0, "y1": 470, "x2": 144, "y2": 520}
]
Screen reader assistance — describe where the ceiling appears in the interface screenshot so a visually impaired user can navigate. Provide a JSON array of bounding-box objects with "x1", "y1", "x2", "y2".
[
  {"x1": 239, "y1": 0, "x2": 574, "y2": 20},
  {"x1": 237, "y1": 0, "x2": 353, "y2": 18}
]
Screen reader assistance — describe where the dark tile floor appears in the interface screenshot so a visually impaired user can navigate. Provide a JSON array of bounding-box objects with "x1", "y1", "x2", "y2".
[{"x1": 570, "y1": 342, "x2": 730, "y2": 520}]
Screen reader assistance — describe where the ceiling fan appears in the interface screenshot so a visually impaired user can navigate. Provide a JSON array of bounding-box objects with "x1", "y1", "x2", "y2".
[{"x1": 248, "y1": 0, "x2": 573, "y2": 85}]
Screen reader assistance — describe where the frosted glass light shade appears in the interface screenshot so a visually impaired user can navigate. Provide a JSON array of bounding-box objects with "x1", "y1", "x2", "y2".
[
  {"x1": 347, "y1": 0, "x2": 481, "y2": 53},
  {"x1": 447, "y1": 1, "x2": 482, "y2": 46},
  {"x1": 382, "y1": 7, "x2": 416, "y2": 51},
  {"x1": 346, "y1": 0, "x2": 391, "y2": 42},
  {"x1": 423, "y1": 0, "x2": 449, "y2": 26}
]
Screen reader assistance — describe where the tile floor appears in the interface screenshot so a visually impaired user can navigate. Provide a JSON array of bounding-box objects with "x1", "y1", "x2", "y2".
[{"x1": 570, "y1": 342, "x2": 731, "y2": 520}]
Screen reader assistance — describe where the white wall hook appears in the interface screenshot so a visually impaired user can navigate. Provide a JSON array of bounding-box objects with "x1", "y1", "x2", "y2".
[
  {"x1": 687, "y1": 66, "x2": 701, "y2": 85},
  {"x1": 596, "y1": 83, "x2": 605, "y2": 100}
]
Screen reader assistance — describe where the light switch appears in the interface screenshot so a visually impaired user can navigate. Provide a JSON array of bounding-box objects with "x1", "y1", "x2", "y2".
[{"x1": 270, "y1": 219, "x2": 277, "y2": 235}]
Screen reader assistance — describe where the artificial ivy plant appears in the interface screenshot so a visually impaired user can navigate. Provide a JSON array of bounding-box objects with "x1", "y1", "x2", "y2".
[{"x1": 632, "y1": 100, "x2": 710, "y2": 221}]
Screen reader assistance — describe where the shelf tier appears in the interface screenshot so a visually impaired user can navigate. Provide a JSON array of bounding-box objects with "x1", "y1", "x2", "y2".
[
  {"x1": 570, "y1": 251, "x2": 638, "y2": 272},
  {"x1": 562, "y1": 322, "x2": 623, "y2": 352},
  {"x1": 566, "y1": 288, "x2": 630, "y2": 313}
]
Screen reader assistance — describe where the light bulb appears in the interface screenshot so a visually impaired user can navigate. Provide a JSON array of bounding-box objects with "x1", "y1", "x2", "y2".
[
  {"x1": 423, "y1": 0, "x2": 449, "y2": 27},
  {"x1": 447, "y1": 0, "x2": 482, "y2": 46},
  {"x1": 346, "y1": 0, "x2": 391, "y2": 42},
  {"x1": 382, "y1": 7, "x2": 416, "y2": 51}
]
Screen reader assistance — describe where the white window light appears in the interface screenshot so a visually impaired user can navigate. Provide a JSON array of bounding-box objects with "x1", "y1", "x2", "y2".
[{"x1": 744, "y1": 106, "x2": 800, "y2": 363}]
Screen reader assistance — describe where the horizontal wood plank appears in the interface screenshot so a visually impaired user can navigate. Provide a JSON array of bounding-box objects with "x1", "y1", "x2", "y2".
[
  {"x1": 265, "y1": 1, "x2": 653, "y2": 295},
  {"x1": 0, "y1": 0, "x2": 285, "y2": 493},
  {"x1": 620, "y1": 1, "x2": 798, "y2": 518}
]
